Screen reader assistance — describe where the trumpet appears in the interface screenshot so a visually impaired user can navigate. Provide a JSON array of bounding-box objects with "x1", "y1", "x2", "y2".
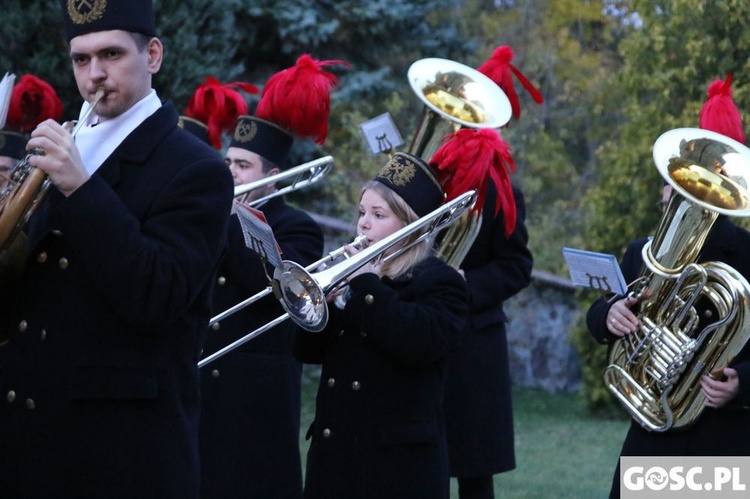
[
  {"x1": 199, "y1": 234, "x2": 369, "y2": 368},
  {"x1": 234, "y1": 155, "x2": 333, "y2": 207},
  {"x1": 0, "y1": 89, "x2": 105, "y2": 251}
]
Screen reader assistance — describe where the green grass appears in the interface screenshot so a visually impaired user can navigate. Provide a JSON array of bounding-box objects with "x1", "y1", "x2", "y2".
[{"x1": 299, "y1": 368, "x2": 629, "y2": 498}]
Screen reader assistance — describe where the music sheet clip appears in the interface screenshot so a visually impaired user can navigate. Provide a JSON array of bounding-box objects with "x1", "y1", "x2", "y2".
[
  {"x1": 234, "y1": 202, "x2": 283, "y2": 270},
  {"x1": 562, "y1": 247, "x2": 627, "y2": 295},
  {"x1": 358, "y1": 112, "x2": 404, "y2": 155}
]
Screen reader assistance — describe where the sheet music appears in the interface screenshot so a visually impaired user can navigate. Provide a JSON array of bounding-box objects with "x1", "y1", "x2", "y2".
[
  {"x1": 0, "y1": 72, "x2": 16, "y2": 127},
  {"x1": 358, "y1": 112, "x2": 404, "y2": 155},
  {"x1": 234, "y1": 202, "x2": 283, "y2": 270},
  {"x1": 562, "y1": 247, "x2": 628, "y2": 295}
]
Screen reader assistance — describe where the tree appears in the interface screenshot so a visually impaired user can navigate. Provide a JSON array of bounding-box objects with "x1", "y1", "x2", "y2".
[
  {"x1": 573, "y1": 0, "x2": 750, "y2": 412},
  {"x1": 0, "y1": 0, "x2": 248, "y2": 121}
]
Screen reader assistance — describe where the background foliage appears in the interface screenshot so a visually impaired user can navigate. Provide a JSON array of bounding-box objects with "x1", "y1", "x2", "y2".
[{"x1": 4, "y1": 0, "x2": 750, "y2": 411}]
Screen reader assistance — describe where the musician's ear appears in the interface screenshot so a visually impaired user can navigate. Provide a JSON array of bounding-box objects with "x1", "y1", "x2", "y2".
[{"x1": 146, "y1": 37, "x2": 163, "y2": 74}]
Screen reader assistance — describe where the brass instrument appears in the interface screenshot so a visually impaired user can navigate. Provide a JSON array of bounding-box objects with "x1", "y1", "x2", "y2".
[
  {"x1": 0, "y1": 89, "x2": 106, "y2": 252},
  {"x1": 199, "y1": 234, "x2": 368, "y2": 368},
  {"x1": 274, "y1": 190, "x2": 477, "y2": 332},
  {"x1": 605, "y1": 128, "x2": 750, "y2": 432},
  {"x1": 199, "y1": 190, "x2": 477, "y2": 367},
  {"x1": 407, "y1": 58, "x2": 511, "y2": 265},
  {"x1": 233, "y1": 155, "x2": 333, "y2": 207}
]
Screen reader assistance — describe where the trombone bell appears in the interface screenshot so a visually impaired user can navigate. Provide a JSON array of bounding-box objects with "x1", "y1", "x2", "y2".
[{"x1": 273, "y1": 260, "x2": 329, "y2": 333}]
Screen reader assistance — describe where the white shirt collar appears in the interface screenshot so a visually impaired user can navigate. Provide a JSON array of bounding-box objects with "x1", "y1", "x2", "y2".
[{"x1": 75, "y1": 90, "x2": 162, "y2": 174}]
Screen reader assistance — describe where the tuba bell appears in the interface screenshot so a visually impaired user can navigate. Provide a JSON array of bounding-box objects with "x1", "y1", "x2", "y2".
[
  {"x1": 406, "y1": 58, "x2": 511, "y2": 265},
  {"x1": 605, "y1": 127, "x2": 750, "y2": 432}
]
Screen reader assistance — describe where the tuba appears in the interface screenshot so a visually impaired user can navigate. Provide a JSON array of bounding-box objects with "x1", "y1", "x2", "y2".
[
  {"x1": 605, "y1": 128, "x2": 750, "y2": 432},
  {"x1": 406, "y1": 58, "x2": 511, "y2": 265}
]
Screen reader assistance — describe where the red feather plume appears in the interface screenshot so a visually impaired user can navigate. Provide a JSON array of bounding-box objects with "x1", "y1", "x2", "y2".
[
  {"x1": 255, "y1": 54, "x2": 351, "y2": 144},
  {"x1": 429, "y1": 128, "x2": 517, "y2": 237},
  {"x1": 185, "y1": 77, "x2": 258, "y2": 149},
  {"x1": 477, "y1": 46, "x2": 543, "y2": 121},
  {"x1": 6, "y1": 74, "x2": 63, "y2": 133},
  {"x1": 699, "y1": 73, "x2": 745, "y2": 145}
]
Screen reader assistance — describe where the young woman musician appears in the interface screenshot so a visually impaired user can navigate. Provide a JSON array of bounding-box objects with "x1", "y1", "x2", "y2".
[{"x1": 295, "y1": 152, "x2": 469, "y2": 499}]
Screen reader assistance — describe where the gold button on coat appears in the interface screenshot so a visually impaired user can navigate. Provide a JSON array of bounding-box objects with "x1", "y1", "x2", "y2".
[
  {"x1": 211, "y1": 322, "x2": 220, "y2": 331},
  {"x1": 364, "y1": 294, "x2": 374, "y2": 305},
  {"x1": 18, "y1": 320, "x2": 27, "y2": 333},
  {"x1": 327, "y1": 378, "x2": 335, "y2": 388},
  {"x1": 52, "y1": 229, "x2": 63, "y2": 236},
  {"x1": 36, "y1": 252, "x2": 47, "y2": 263},
  {"x1": 40, "y1": 329, "x2": 47, "y2": 341},
  {"x1": 351, "y1": 381, "x2": 361, "y2": 391},
  {"x1": 211, "y1": 369, "x2": 220, "y2": 378},
  {"x1": 6, "y1": 390, "x2": 16, "y2": 403},
  {"x1": 58, "y1": 257, "x2": 69, "y2": 270},
  {"x1": 217, "y1": 276, "x2": 226, "y2": 286},
  {"x1": 25, "y1": 398, "x2": 36, "y2": 410},
  {"x1": 322, "y1": 428, "x2": 331, "y2": 438}
]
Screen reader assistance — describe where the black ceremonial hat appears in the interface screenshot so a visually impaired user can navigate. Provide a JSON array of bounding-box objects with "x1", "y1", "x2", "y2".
[
  {"x1": 61, "y1": 0, "x2": 156, "y2": 42},
  {"x1": 0, "y1": 131, "x2": 27, "y2": 161},
  {"x1": 229, "y1": 115, "x2": 294, "y2": 168},
  {"x1": 177, "y1": 116, "x2": 211, "y2": 147},
  {"x1": 374, "y1": 152, "x2": 444, "y2": 218}
]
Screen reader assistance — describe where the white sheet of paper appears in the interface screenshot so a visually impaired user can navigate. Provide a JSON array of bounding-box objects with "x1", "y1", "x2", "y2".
[
  {"x1": 358, "y1": 112, "x2": 404, "y2": 155},
  {"x1": 562, "y1": 247, "x2": 628, "y2": 295},
  {"x1": 0, "y1": 72, "x2": 16, "y2": 127},
  {"x1": 235, "y1": 202, "x2": 283, "y2": 270}
]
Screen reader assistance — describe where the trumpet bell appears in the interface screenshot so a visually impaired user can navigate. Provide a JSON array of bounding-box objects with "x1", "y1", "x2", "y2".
[
  {"x1": 408, "y1": 58, "x2": 512, "y2": 130},
  {"x1": 653, "y1": 128, "x2": 750, "y2": 216}
]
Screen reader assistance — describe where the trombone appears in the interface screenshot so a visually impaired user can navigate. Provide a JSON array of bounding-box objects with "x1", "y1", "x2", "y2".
[
  {"x1": 273, "y1": 189, "x2": 477, "y2": 332},
  {"x1": 198, "y1": 189, "x2": 477, "y2": 367},
  {"x1": 234, "y1": 155, "x2": 333, "y2": 207},
  {"x1": 199, "y1": 234, "x2": 368, "y2": 368}
]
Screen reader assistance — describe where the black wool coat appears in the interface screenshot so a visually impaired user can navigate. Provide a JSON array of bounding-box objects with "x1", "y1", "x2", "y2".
[
  {"x1": 295, "y1": 256, "x2": 468, "y2": 499},
  {"x1": 0, "y1": 102, "x2": 233, "y2": 499},
  {"x1": 587, "y1": 216, "x2": 750, "y2": 497},
  {"x1": 443, "y1": 185, "x2": 533, "y2": 477},
  {"x1": 200, "y1": 195, "x2": 324, "y2": 499}
]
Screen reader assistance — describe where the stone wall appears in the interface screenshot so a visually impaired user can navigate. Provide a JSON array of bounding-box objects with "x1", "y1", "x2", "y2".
[{"x1": 505, "y1": 270, "x2": 582, "y2": 392}]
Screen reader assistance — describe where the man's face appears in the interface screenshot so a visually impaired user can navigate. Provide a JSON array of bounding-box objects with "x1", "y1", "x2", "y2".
[
  {"x1": 0, "y1": 156, "x2": 17, "y2": 190},
  {"x1": 69, "y1": 30, "x2": 162, "y2": 121},
  {"x1": 225, "y1": 148, "x2": 278, "y2": 202}
]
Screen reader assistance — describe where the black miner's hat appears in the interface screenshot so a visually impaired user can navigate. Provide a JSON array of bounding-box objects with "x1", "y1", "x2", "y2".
[
  {"x1": 61, "y1": 0, "x2": 156, "y2": 42},
  {"x1": 373, "y1": 152, "x2": 444, "y2": 218}
]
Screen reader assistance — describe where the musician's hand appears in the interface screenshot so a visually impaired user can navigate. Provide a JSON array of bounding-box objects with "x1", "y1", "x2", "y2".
[
  {"x1": 27, "y1": 119, "x2": 90, "y2": 197},
  {"x1": 701, "y1": 367, "x2": 739, "y2": 408},
  {"x1": 607, "y1": 295, "x2": 640, "y2": 337}
]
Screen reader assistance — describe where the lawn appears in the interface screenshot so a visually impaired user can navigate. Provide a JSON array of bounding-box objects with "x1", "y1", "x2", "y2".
[{"x1": 299, "y1": 367, "x2": 629, "y2": 498}]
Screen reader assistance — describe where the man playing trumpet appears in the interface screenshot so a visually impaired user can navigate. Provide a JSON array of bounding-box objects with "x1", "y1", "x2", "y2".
[{"x1": 0, "y1": 1, "x2": 233, "y2": 497}]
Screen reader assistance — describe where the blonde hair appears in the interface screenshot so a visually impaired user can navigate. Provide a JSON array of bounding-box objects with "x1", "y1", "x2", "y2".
[{"x1": 359, "y1": 180, "x2": 432, "y2": 279}]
